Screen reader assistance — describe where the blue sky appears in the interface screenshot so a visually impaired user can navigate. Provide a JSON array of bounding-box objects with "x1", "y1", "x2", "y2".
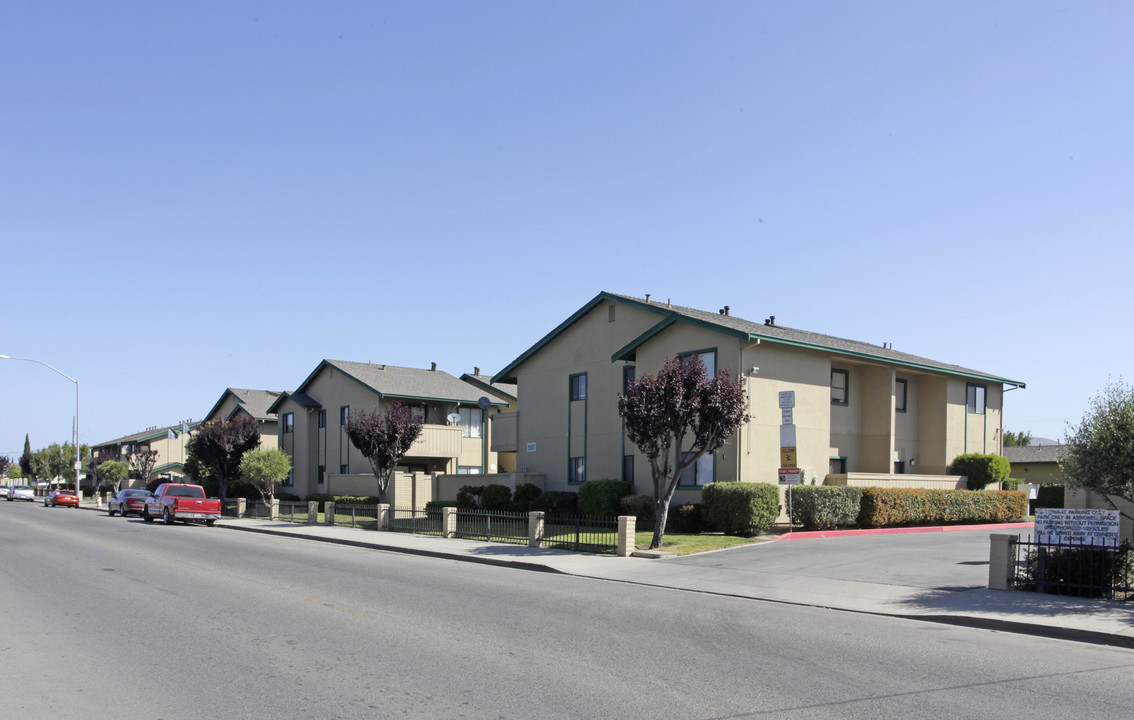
[{"x1": 2, "y1": 1, "x2": 1131, "y2": 457}]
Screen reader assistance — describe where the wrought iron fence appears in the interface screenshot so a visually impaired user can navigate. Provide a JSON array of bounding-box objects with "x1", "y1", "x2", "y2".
[
  {"x1": 453, "y1": 509, "x2": 530, "y2": 546},
  {"x1": 221, "y1": 499, "x2": 241, "y2": 518},
  {"x1": 277, "y1": 501, "x2": 309, "y2": 524},
  {"x1": 1012, "y1": 536, "x2": 1134, "y2": 600},
  {"x1": 388, "y1": 506, "x2": 445, "y2": 536},
  {"x1": 247, "y1": 500, "x2": 271, "y2": 519},
  {"x1": 543, "y1": 514, "x2": 618, "y2": 555},
  {"x1": 332, "y1": 503, "x2": 380, "y2": 530}
]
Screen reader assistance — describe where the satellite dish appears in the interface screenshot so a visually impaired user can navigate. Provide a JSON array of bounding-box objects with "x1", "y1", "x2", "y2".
[
  {"x1": 477, "y1": 396, "x2": 491, "y2": 411},
  {"x1": 447, "y1": 413, "x2": 461, "y2": 424}
]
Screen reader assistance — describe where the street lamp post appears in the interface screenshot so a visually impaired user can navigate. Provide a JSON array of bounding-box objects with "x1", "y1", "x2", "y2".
[{"x1": 0, "y1": 355, "x2": 81, "y2": 503}]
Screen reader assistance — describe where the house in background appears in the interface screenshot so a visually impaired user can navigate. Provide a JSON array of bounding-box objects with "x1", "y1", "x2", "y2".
[
  {"x1": 1003, "y1": 444, "x2": 1063, "y2": 485},
  {"x1": 203, "y1": 388, "x2": 283, "y2": 450},
  {"x1": 460, "y1": 368, "x2": 518, "y2": 473},
  {"x1": 492, "y1": 291, "x2": 1025, "y2": 507},
  {"x1": 268, "y1": 359, "x2": 510, "y2": 499},
  {"x1": 91, "y1": 421, "x2": 201, "y2": 488}
]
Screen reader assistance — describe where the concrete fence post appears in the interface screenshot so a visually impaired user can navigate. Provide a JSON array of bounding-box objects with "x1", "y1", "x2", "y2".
[
  {"x1": 377, "y1": 503, "x2": 390, "y2": 531},
  {"x1": 988, "y1": 533, "x2": 1019, "y2": 591},
  {"x1": 325, "y1": 501, "x2": 336, "y2": 525},
  {"x1": 270, "y1": 498, "x2": 280, "y2": 521},
  {"x1": 307, "y1": 500, "x2": 319, "y2": 524},
  {"x1": 617, "y1": 515, "x2": 637, "y2": 557},
  {"x1": 529, "y1": 511, "x2": 545, "y2": 548},
  {"x1": 236, "y1": 498, "x2": 247, "y2": 518},
  {"x1": 443, "y1": 507, "x2": 457, "y2": 538}
]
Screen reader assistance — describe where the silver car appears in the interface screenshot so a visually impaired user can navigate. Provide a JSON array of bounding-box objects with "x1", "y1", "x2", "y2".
[
  {"x1": 8, "y1": 485, "x2": 35, "y2": 502},
  {"x1": 0, "y1": 485, "x2": 9, "y2": 499}
]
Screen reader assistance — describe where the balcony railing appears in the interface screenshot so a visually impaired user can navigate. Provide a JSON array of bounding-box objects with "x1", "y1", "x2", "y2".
[{"x1": 404, "y1": 424, "x2": 461, "y2": 458}]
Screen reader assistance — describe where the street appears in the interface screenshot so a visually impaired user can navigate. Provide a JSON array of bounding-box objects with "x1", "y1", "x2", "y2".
[{"x1": 3, "y1": 503, "x2": 1134, "y2": 720}]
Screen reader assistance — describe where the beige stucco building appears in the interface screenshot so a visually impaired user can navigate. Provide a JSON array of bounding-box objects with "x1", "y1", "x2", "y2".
[
  {"x1": 268, "y1": 360, "x2": 510, "y2": 498},
  {"x1": 91, "y1": 420, "x2": 202, "y2": 488},
  {"x1": 492, "y1": 292, "x2": 1025, "y2": 504},
  {"x1": 1003, "y1": 445, "x2": 1064, "y2": 485},
  {"x1": 203, "y1": 388, "x2": 283, "y2": 451}
]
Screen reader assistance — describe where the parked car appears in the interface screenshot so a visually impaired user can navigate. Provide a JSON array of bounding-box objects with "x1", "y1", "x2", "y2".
[
  {"x1": 45, "y1": 489, "x2": 80, "y2": 508},
  {"x1": 0, "y1": 485, "x2": 9, "y2": 499},
  {"x1": 144, "y1": 483, "x2": 221, "y2": 526},
  {"x1": 108, "y1": 489, "x2": 153, "y2": 518},
  {"x1": 8, "y1": 485, "x2": 35, "y2": 502}
]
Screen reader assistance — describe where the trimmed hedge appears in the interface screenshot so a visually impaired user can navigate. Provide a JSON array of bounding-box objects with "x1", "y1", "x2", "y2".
[
  {"x1": 951, "y1": 453, "x2": 1011, "y2": 490},
  {"x1": 667, "y1": 504, "x2": 704, "y2": 534},
  {"x1": 577, "y1": 479, "x2": 632, "y2": 517},
  {"x1": 1002, "y1": 478, "x2": 1021, "y2": 491},
  {"x1": 621, "y1": 494, "x2": 656, "y2": 529},
  {"x1": 532, "y1": 490, "x2": 579, "y2": 516},
  {"x1": 1035, "y1": 483, "x2": 1065, "y2": 510},
  {"x1": 456, "y1": 484, "x2": 513, "y2": 511},
  {"x1": 787, "y1": 486, "x2": 862, "y2": 530},
  {"x1": 702, "y1": 482, "x2": 780, "y2": 536},
  {"x1": 511, "y1": 483, "x2": 544, "y2": 512},
  {"x1": 857, "y1": 488, "x2": 1027, "y2": 528},
  {"x1": 304, "y1": 493, "x2": 381, "y2": 512}
]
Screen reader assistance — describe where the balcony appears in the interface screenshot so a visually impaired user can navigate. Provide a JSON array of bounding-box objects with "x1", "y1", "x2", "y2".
[
  {"x1": 404, "y1": 424, "x2": 461, "y2": 459},
  {"x1": 490, "y1": 412, "x2": 518, "y2": 453}
]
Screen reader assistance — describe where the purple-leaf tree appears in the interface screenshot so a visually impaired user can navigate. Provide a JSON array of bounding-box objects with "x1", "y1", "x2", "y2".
[
  {"x1": 617, "y1": 355, "x2": 749, "y2": 549},
  {"x1": 127, "y1": 448, "x2": 159, "y2": 490},
  {"x1": 344, "y1": 403, "x2": 424, "y2": 504},
  {"x1": 185, "y1": 414, "x2": 261, "y2": 500}
]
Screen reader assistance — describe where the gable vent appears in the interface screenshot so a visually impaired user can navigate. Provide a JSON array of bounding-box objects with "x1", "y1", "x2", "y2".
[{"x1": 608, "y1": 305, "x2": 616, "y2": 322}]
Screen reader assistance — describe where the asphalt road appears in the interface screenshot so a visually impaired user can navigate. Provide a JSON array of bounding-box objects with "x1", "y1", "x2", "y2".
[{"x1": 3, "y1": 503, "x2": 1134, "y2": 720}]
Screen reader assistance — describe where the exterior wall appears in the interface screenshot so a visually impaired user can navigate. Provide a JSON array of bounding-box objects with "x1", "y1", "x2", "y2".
[
  {"x1": 829, "y1": 360, "x2": 861, "y2": 472},
  {"x1": 894, "y1": 373, "x2": 919, "y2": 471},
  {"x1": 208, "y1": 397, "x2": 279, "y2": 450},
  {"x1": 277, "y1": 398, "x2": 317, "y2": 498},
  {"x1": 1009, "y1": 461, "x2": 1063, "y2": 485}
]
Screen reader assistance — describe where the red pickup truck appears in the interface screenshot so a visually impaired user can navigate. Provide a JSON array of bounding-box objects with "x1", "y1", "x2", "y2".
[{"x1": 143, "y1": 483, "x2": 222, "y2": 526}]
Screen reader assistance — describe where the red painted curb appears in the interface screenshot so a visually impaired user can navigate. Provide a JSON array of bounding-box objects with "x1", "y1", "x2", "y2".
[{"x1": 774, "y1": 522, "x2": 1035, "y2": 541}]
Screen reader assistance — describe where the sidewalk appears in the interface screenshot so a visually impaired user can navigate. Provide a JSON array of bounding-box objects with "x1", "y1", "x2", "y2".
[{"x1": 206, "y1": 514, "x2": 1134, "y2": 649}]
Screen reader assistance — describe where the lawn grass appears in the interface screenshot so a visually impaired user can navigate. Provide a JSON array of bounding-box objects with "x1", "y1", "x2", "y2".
[{"x1": 635, "y1": 531, "x2": 768, "y2": 555}]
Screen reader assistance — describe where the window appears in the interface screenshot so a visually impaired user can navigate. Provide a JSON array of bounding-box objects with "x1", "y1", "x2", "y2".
[
  {"x1": 317, "y1": 465, "x2": 325, "y2": 485},
  {"x1": 340, "y1": 405, "x2": 350, "y2": 425},
  {"x1": 340, "y1": 463, "x2": 349, "y2": 474},
  {"x1": 967, "y1": 384, "x2": 986, "y2": 415},
  {"x1": 282, "y1": 469, "x2": 294, "y2": 486},
  {"x1": 283, "y1": 413, "x2": 294, "y2": 433},
  {"x1": 318, "y1": 409, "x2": 326, "y2": 429},
  {"x1": 894, "y1": 461, "x2": 906, "y2": 474},
  {"x1": 831, "y1": 369, "x2": 849, "y2": 405},
  {"x1": 407, "y1": 405, "x2": 426, "y2": 423},
  {"x1": 895, "y1": 379, "x2": 908, "y2": 413},
  {"x1": 622, "y1": 455, "x2": 634, "y2": 485},
  {"x1": 830, "y1": 457, "x2": 847, "y2": 474},
  {"x1": 679, "y1": 349, "x2": 716, "y2": 378},
  {"x1": 457, "y1": 466, "x2": 482, "y2": 475},
  {"x1": 623, "y1": 365, "x2": 636, "y2": 392},
  {"x1": 569, "y1": 373, "x2": 587, "y2": 401},
  {"x1": 458, "y1": 407, "x2": 483, "y2": 438},
  {"x1": 569, "y1": 456, "x2": 585, "y2": 484},
  {"x1": 678, "y1": 452, "x2": 714, "y2": 487}
]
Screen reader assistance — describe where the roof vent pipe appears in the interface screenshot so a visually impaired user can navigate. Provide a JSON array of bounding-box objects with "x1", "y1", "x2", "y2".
[
  {"x1": 431, "y1": 362, "x2": 437, "y2": 372},
  {"x1": 645, "y1": 293, "x2": 651, "y2": 303},
  {"x1": 474, "y1": 366, "x2": 480, "y2": 376}
]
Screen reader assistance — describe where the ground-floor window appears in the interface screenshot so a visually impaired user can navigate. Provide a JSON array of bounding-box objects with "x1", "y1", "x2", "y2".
[
  {"x1": 569, "y1": 456, "x2": 585, "y2": 484},
  {"x1": 457, "y1": 466, "x2": 482, "y2": 475},
  {"x1": 830, "y1": 457, "x2": 847, "y2": 474},
  {"x1": 678, "y1": 452, "x2": 714, "y2": 487}
]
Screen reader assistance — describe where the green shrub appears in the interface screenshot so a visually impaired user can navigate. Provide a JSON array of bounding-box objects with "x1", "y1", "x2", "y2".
[
  {"x1": 511, "y1": 483, "x2": 543, "y2": 512},
  {"x1": 425, "y1": 500, "x2": 458, "y2": 510},
  {"x1": 857, "y1": 488, "x2": 1027, "y2": 528},
  {"x1": 787, "y1": 486, "x2": 862, "y2": 530},
  {"x1": 1002, "y1": 478, "x2": 1021, "y2": 491},
  {"x1": 304, "y1": 493, "x2": 381, "y2": 512},
  {"x1": 456, "y1": 485, "x2": 484, "y2": 509},
  {"x1": 277, "y1": 492, "x2": 302, "y2": 502},
  {"x1": 621, "y1": 494, "x2": 656, "y2": 530},
  {"x1": 666, "y1": 504, "x2": 704, "y2": 534},
  {"x1": 702, "y1": 482, "x2": 780, "y2": 536},
  {"x1": 532, "y1": 491, "x2": 579, "y2": 516},
  {"x1": 577, "y1": 478, "x2": 633, "y2": 517},
  {"x1": 951, "y1": 453, "x2": 1011, "y2": 490},
  {"x1": 480, "y1": 484, "x2": 513, "y2": 511},
  {"x1": 1035, "y1": 483, "x2": 1065, "y2": 509}
]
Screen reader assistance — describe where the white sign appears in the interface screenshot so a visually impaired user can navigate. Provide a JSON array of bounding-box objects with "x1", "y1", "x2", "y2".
[
  {"x1": 778, "y1": 391, "x2": 795, "y2": 409},
  {"x1": 778, "y1": 468, "x2": 802, "y2": 485},
  {"x1": 781, "y1": 407, "x2": 793, "y2": 425},
  {"x1": 526, "y1": 442, "x2": 537, "y2": 453},
  {"x1": 779, "y1": 424, "x2": 796, "y2": 448},
  {"x1": 1035, "y1": 508, "x2": 1120, "y2": 545}
]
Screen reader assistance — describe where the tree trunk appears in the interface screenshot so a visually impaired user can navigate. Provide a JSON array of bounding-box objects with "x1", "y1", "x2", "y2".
[{"x1": 651, "y1": 497, "x2": 671, "y2": 549}]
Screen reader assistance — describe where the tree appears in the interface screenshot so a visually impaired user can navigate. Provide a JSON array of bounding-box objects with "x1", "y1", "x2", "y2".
[
  {"x1": 60, "y1": 442, "x2": 91, "y2": 490},
  {"x1": 239, "y1": 448, "x2": 293, "y2": 503},
  {"x1": 1003, "y1": 429, "x2": 1033, "y2": 447},
  {"x1": 185, "y1": 414, "x2": 260, "y2": 501},
  {"x1": 344, "y1": 403, "x2": 424, "y2": 504},
  {"x1": 19, "y1": 434, "x2": 32, "y2": 479},
  {"x1": 617, "y1": 355, "x2": 749, "y2": 549},
  {"x1": 128, "y1": 448, "x2": 159, "y2": 489},
  {"x1": 96, "y1": 460, "x2": 129, "y2": 493},
  {"x1": 1060, "y1": 378, "x2": 1134, "y2": 502},
  {"x1": 0, "y1": 455, "x2": 10, "y2": 479}
]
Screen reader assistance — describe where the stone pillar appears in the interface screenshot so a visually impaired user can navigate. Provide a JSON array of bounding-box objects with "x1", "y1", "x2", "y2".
[
  {"x1": 988, "y1": 533, "x2": 1019, "y2": 591},
  {"x1": 307, "y1": 500, "x2": 319, "y2": 524},
  {"x1": 270, "y1": 498, "x2": 280, "y2": 521},
  {"x1": 325, "y1": 500, "x2": 336, "y2": 525},
  {"x1": 529, "y1": 511, "x2": 545, "y2": 548},
  {"x1": 443, "y1": 506, "x2": 457, "y2": 538},
  {"x1": 377, "y1": 503, "x2": 390, "y2": 531},
  {"x1": 236, "y1": 498, "x2": 247, "y2": 518},
  {"x1": 617, "y1": 515, "x2": 637, "y2": 557}
]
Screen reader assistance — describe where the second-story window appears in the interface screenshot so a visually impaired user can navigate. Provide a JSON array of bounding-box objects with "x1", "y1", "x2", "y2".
[
  {"x1": 895, "y1": 379, "x2": 908, "y2": 413},
  {"x1": 459, "y1": 407, "x2": 482, "y2": 438},
  {"x1": 831, "y1": 369, "x2": 849, "y2": 406},
  {"x1": 967, "y1": 384, "x2": 986, "y2": 415},
  {"x1": 283, "y1": 413, "x2": 294, "y2": 433},
  {"x1": 570, "y1": 373, "x2": 587, "y2": 401}
]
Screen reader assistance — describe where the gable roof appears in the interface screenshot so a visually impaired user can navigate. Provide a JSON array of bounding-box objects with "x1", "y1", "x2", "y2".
[
  {"x1": 94, "y1": 421, "x2": 203, "y2": 449},
  {"x1": 204, "y1": 388, "x2": 283, "y2": 424},
  {"x1": 493, "y1": 291, "x2": 1025, "y2": 387},
  {"x1": 460, "y1": 373, "x2": 517, "y2": 402},
  {"x1": 272, "y1": 359, "x2": 509, "y2": 412},
  {"x1": 1003, "y1": 445, "x2": 1063, "y2": 464}
]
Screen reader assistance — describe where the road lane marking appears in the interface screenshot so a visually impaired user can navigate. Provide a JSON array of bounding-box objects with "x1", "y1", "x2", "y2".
[{"x1": 304, "y1": 597, "x2": 373, "y2": 619}]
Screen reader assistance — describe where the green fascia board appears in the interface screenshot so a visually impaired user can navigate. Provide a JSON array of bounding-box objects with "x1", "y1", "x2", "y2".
[
  {"x1": 460, "y1": 374, "x2": 518, "y2": 402},
  {"x1": 381, "y1": 392, "x2": 509, "y2": 407},
  {"x1": 152, "y1": 462, "x2": 186, "y2": 474},
  {"x1": 494, "y1": 291, "x2": 676, "y2": 384},
  {"x1": 135, "y1": 421, "x2": 203, "y2": 444},
  {"x1": 266, "y1": 391, "x2": 321, "y2": 414},
  {"x1": 743, "y1": 332, "x2": 1027, "y2": 388},
  {"x1": 611, "y1": 315, "x2": 748, "y2": 363},
  {"x1": 203, "y1": 389, "x2": 237, "y2": 424}
]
